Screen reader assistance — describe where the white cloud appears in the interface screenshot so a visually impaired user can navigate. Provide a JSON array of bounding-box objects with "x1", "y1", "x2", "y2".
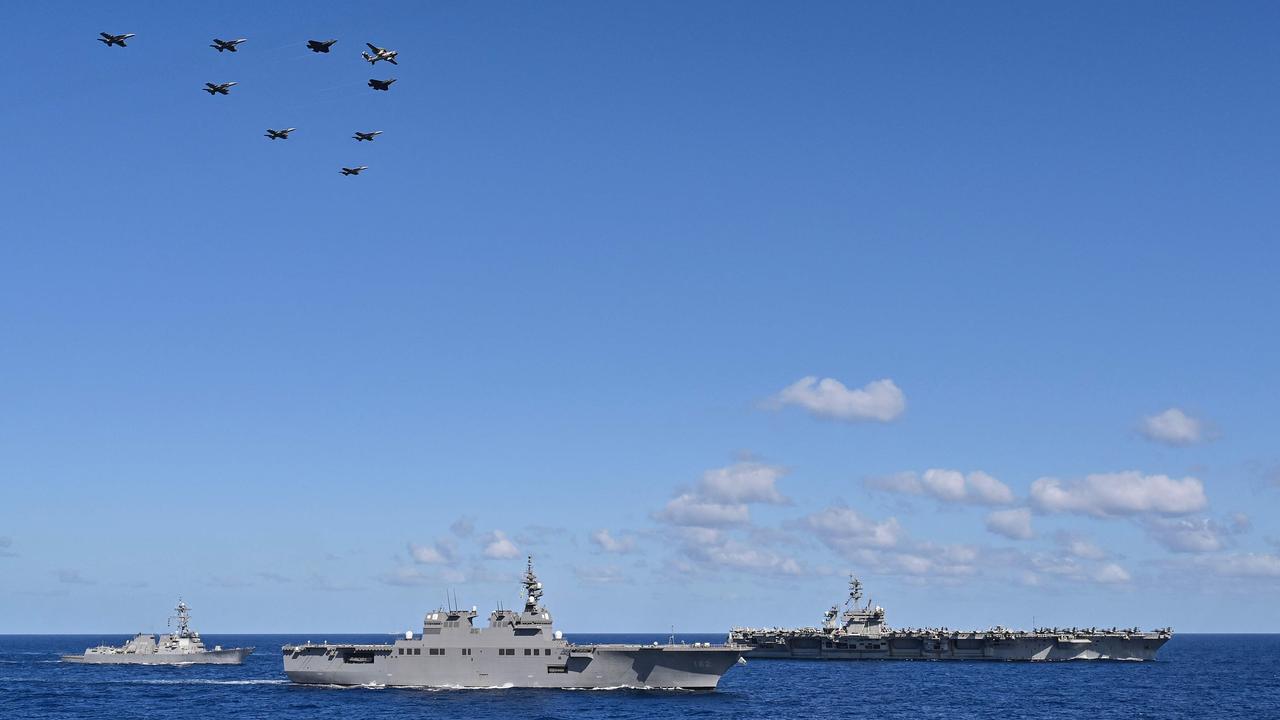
[
  {"x1": 1054, "y1": 533, "x2": 1107, "y2": 560},
  {"x1": 1139, "y1": 408, "x2": 1204, "y2": 446},
  {"x1": 824, "y1": 542, "x2": 980, "y2": 579},
  {"x1": 965, "y1": 471, "x2": 1016, "y2": 505},
  {"x1": 590, "y1": 529, "x2": 637, "y2": 554},
  {"x1": 688, "y1": 538, "x2": 805, "y2": 576},
  {"x1": 657, "y1": 494, "x2": 749, "y2": 527},
  {"x1": 1014, "y1": 549, "x2": 1130, "y2": 587},
  {"x1": 482, "y1": 530, "x2": 519, "y2": 559},
  {"x1": 868, "y1": 469, "x2": 1014, "y2": 506},
  {"x1": 1145, "y1": 516, "x2": 1250, "y2": 554},
  {"x1": 801, "y1": 506, "x2": 905, "y2": 552},
  {"x1": 1030, "y1": 471, "x2": 1207, "y2": 517},
  {"x1": 408, "y1": 539, "x2": 456, "y2": 565},
  {"x1": 1093, "y1": 563, "x2": 1132, "y2": 584},
  {"x1": 450, "y1": 517, "x2": 475, "y2": 538},
  {"x1": 656, "y1": 460, "x2": 788, "y2": 528},
  {"x1": 771, "y1": 376, "x2": 905, "y2": 423},
  {"x1": 985, "y1": 508, "x2": 1034, "y2": 540},
  {"x1": 696, "y1": 461, "x2": 788, "y2": 505},
  {"x1": 1204, "y1": 553, "x2": 1280, "y2": 578}
]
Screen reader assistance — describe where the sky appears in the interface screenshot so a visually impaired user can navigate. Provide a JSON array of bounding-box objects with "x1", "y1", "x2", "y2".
[{"x1": 1, "y1": 1, "x2": 1278, "y2": 634}]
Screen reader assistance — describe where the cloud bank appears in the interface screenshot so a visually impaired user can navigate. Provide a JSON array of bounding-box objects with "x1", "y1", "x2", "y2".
[
  {"x1": 1030, "y1": 471, "x2": 1206, "y2": 517},
  {"x1": 869, "y1": 469, "x2": 1015, "y2": 506}
]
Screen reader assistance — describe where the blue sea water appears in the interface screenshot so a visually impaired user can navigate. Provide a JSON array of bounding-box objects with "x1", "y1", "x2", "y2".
[{"x1": 1, "y1": 634, "x2": 1277, "y2": 719}]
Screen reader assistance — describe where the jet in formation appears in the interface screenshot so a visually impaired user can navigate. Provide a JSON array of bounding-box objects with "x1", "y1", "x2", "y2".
[
  {"x1": 307, "y1": 39, "x2": 337, "y2": 53},
  {"x1": 265, "y1": 128, "x2": 297, "y2": 140},
  {"x1": 98, "y1": 32, "x2": 135, "y2": 47},
  {"x1": 211, "y1": 38, "x2": 247, "y2": 53},
  {"x1": 368, "y1": 78, "x2": 396, "y2": 91},
  {"x1": 361, "y1": 43, "x2": 399, "y2": 65},
  {"x1": 204, "y1": 82, "x2": 238, "y2": 95},
  {"x1": 352, "y1": 131, "x2": 383, "y2": 142},
  {"x1": 340, "y1": 166, "x2": 368, "y2": 176}
]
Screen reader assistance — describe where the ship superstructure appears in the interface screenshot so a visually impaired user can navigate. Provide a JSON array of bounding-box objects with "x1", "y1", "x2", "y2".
[
  {"x1": 729, "y1": 576, "x2": 1171, "y2": 661},
  {"x1": 283, "y1": 557, "x2": 744, "y2": 689},
  {"x1": 61, "y1": 599, "x2": 254, "y2": 665}
]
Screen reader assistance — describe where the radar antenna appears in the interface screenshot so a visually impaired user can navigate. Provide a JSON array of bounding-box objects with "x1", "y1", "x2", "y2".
[
  {"x1": 523, "y1": 555, "x2": 544, "y2": 612},
  {"x1": 169, "y1": 599, "x2": 193, "y2": 637},
  {"x1": 846, "y1": 575, "x2": 863, "y2": 608}
]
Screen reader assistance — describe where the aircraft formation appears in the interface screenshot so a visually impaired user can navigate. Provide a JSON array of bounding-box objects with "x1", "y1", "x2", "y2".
[{"x1": 98, "y1": 32, "x2": 395, "y2": 176}]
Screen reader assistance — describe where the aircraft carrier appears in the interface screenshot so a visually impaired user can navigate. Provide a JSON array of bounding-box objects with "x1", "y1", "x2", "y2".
[
  {"x1": 283, "y1": 557, "x2": 744, "y2": 689},
  {"x1": 61, "y1": 600, "x2": 253, "y2": 665},
  {"x1": 729, "y1": 576, "x2": 1171, "y2": 661}
]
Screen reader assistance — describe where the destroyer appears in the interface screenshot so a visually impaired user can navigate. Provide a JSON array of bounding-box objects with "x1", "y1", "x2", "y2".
[
  {"x1": 730, "y1": 576, "x2": 1171, "y2": 661},
  {"x1": 62, "y1": 600, "x2": 253, "y2": 665},
  {"x1": 283, "y1": 557, "x2": 743, "y2": 689}
]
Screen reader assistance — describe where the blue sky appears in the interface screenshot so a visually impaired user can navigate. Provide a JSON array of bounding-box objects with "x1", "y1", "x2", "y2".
[{"x1": 2, "y1": 1, "x2": 1278, "y2": 633}]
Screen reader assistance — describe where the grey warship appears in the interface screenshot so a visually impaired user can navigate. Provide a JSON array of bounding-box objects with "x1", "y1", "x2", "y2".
[
  {"x1": 283, "y1": 557, "x2": 744, "y2": 689},
  {"x1": 729, "y1": 576, "x2": 1171, "y2": 661},
  {"x1": 61, "y1": 600, "x2": 253, "y2": 665}
]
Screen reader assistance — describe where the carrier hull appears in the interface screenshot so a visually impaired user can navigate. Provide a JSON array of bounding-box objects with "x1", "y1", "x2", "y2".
[
  {"x1": 730, "y1": 575, "x2": 1172, "y2": 662},
  {"x1": 737, "y1": 632, "x2": 1167, "y2": 661},
  {"x1": 283, "y1": 642, "x2": 740, "y2": 689},
  {"x1": 284, "y1": 557, "x2": 742, "y2": 690}
]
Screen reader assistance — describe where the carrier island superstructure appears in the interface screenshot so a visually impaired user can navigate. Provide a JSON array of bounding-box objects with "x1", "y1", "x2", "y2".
[
  {"x1": 283, "y1": 557, "x2": 744, "y2": 689},
  {"x1": 61, "y1": 600, "x2": 253, "y2": 665},
  {"x1": 729, "y1": 576, "x2": 1171, "y2": 661}
]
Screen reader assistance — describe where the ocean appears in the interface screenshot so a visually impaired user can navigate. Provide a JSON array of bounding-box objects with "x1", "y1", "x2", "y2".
[{"x1": 2, "y1": 633, "x2": 1277, "y2": 719}]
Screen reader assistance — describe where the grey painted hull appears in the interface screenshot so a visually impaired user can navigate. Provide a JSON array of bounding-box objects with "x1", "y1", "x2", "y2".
[
  {"x1": 740, "y1": 634, "x2": 1168, "y2": 661},
  {"x1": 61, "y1": 647, "x2": 254, "y2": 665},
  {"x1": 283, "y1": 643, "x2": 740, "y2": 689}
]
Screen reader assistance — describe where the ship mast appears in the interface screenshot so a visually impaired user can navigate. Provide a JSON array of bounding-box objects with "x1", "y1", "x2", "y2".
[
  {"x1": 846, "y1": 575, "x2": 862, "y2": 608},
  {"x1": 170, "y1": 599, "x2": 193, "y2": 636},
  {"x1": 523, "y1": 555, "x2": 543, "y2": 612}
]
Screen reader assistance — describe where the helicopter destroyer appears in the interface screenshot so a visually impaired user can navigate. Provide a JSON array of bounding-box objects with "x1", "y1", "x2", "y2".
[
  {"x1": 283, "y1": 557, "x2": 744, "y2": 689},
  {"x1": 61, "y1": 600, "x2": 253, "y2": 665},
  {"x1": 729, "y1": 576, "x2": 1171, "y2": 661}
]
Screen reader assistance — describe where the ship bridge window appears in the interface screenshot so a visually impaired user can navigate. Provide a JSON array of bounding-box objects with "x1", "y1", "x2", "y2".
[{"x1": 524, "y1": 648, "x2": 532, "y2": 655}]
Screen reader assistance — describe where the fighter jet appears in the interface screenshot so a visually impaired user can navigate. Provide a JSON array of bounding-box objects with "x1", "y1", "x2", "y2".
[
  {"x1": 98, "y1": 32, "x2": 135, "y2": 47},
  {"x1": 352, "y1": 131, "x2": 383, "y2": 142},
  {"x1": 340, "y1": 166, "x2": 368, "y2": 176},
  {"x1": 265, "y1": 128, "x2": 296, "y2": 140},
  {"x1": 368, "y1": 78, "x2": 396, "y2": 91},
  {"x1": 361, "y1": 43, "x2": 398, "y2": 65},
  {"x1": 203, "y1": 82, "x2": 238, "y2": 95},
  {"x1": 307, "y1": 39, "x2": 337, "y2": 53},
  {"x1": 210, "y1": 38, "x2": 247, "y2": 53}
]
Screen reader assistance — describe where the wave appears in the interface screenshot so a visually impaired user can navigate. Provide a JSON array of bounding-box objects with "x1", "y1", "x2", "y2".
[
  {"x1": 0, "y1": 677, "x2": 287, "y2": 686},
  {"x1": 136, "y1": 679, "x2": 288, "y2": 686}
]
